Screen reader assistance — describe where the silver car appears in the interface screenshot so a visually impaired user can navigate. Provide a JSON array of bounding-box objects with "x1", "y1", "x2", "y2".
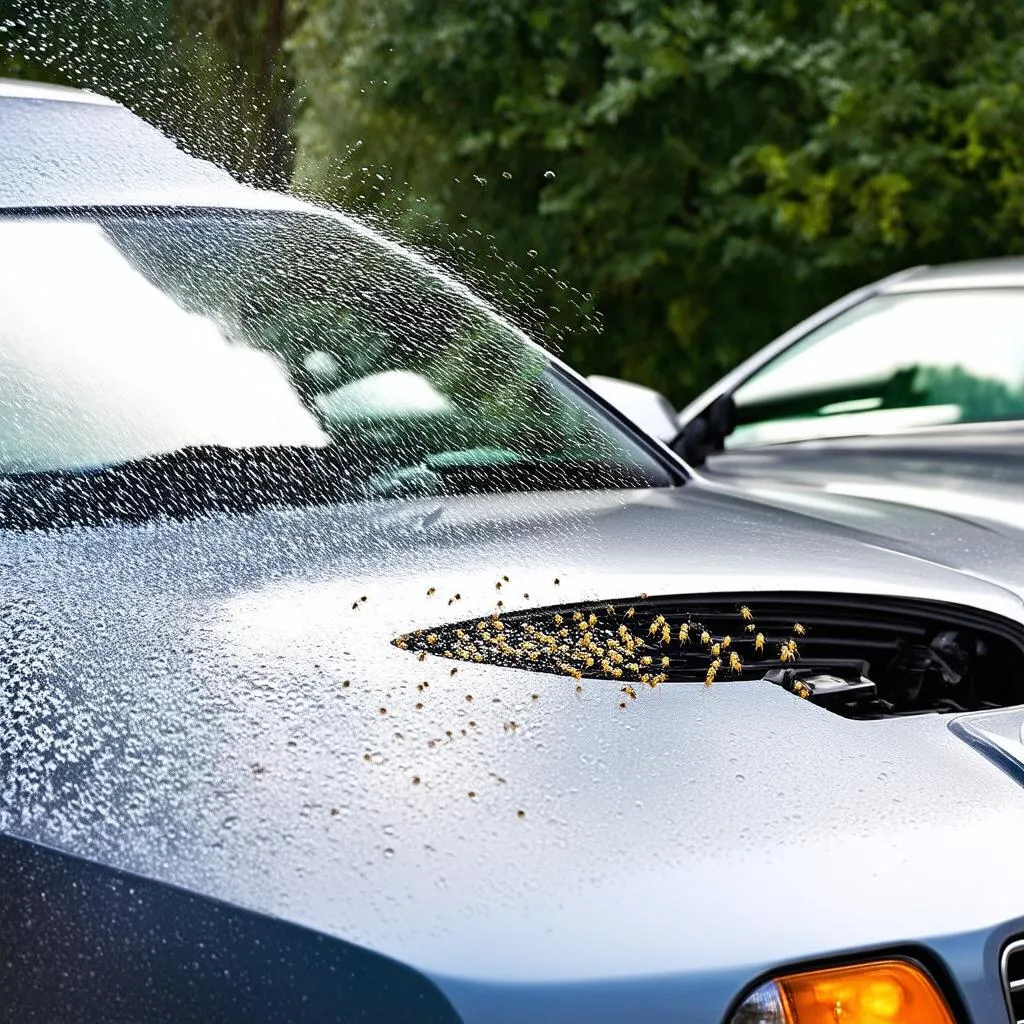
[{"x1": 3, "y1": 79, "x2": 1024, "y2": 1024}]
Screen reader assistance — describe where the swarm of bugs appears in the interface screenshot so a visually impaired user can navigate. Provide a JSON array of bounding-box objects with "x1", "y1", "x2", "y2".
[{"x1": 393, "y1": 601, "x2": 808, "y2": 693}]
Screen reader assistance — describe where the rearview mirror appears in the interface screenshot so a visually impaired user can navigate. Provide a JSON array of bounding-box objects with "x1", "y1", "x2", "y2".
[{"x1": 586, "y1": 375, "x2": 679, "y2": 444}]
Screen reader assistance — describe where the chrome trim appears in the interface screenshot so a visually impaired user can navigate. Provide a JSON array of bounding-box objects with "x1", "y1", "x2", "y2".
[{"x1": 1001, "y1": 937, "x2": 1024, "y2": 1024}]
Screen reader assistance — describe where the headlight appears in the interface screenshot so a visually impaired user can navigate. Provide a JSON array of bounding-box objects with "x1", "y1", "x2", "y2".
[{"x1": 729, "y1": 959, "x2": 956, "y2": 1023}]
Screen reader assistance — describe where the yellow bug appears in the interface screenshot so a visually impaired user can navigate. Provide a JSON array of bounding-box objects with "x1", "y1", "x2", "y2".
[
  {"x1": 739, "y1": 605, "x2": 754, "y2": 622},
  {"x1": 754, "y1": 632, "x2": 765, "y2": 654},
  {"x1": 721, "y1": 635, "x2": 732, "y2": 649},
  {"x1": 426, "y1": 633, "x2": 439, "y2": 645},
  {"x1": 621, "y1": 684, "x2": 637, "y2": 700},
  {"x1": 792, "y1": 680, "x2": 811, "y2": 699},
  {"x1": 661, "y1": 623, "x2": 672, "y2": 645},
  {"x1": 729, "y1": 651, "x2": 743, "y2": 674},
  {"x1": 625, "y1": 607, "x2": 636, "y2": 619},
  {"x1": 640, "y1": 655, "x2": 653, "y2": 667},
  {"x1": 678, "y1": 623, "x2": 689, "y2": 644},
  {"x1": 700, "y1": 629, "x2": 711, "y2": 647},
  {"x1": 553, "y1": 613, "x2": 563, "y2": 626},
  {"x1": 710, "y1": 642, "x2": 721, "y2": 658},
  {"x1": 779, "y1": 640, "x2": 798, "y2": 664},
  {"x1": 793, "y1": 623, "x2": 806, "y2": 636},
  {"x1": 660, "y1": 656, "x2": 670, "y2": 669},
  {"x1": 705, "y1": 658, "x2": 722, "y2": 686}
]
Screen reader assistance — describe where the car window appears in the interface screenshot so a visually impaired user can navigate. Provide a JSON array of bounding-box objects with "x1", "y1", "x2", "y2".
[
  {"x1": 727, "y1": 290, "x2": 1024, "y2": 447},
  {"x1": 0, "y1": 210, "x2": 673, "y2": 527}
]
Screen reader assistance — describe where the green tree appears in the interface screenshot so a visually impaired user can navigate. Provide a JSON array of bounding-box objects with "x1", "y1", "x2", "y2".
[{"x1": 290, "y1": 0, "x2": 1024, "y2": 403}]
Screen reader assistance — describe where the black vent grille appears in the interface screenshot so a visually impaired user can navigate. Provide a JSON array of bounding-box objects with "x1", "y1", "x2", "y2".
[
  {"x1": 1002, "y1": 939, "x2": 1024, "y2": 1024},
  {"x1": 635, "y1": 592, "x2": 1024, "y2": 686},
  {"x1": 396, "y1": 591, "x2": 1024, "y2": 716}
]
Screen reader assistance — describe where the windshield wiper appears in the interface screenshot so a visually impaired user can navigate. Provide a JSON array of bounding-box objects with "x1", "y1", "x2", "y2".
[
  {"x1": 0, "y1": 445, "x2": 364, "y2": 531},
  {"x1": 0, "y1": 445, "x2": 663, "y2": 531},
  {"x1": 364, "y1": 449, "x2": 661, "y2": 499}
]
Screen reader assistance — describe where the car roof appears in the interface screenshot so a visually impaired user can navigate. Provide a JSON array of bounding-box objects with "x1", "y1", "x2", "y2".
[
  {"x1": 883, "y1": 257, "x2": 1024, "y2": 293},
  {"x1": 0, "y1": 77, "x2": 117, "y2": 104},
  {"x1": 0, "y1": 77, "x2": 271, "y2": 209}
]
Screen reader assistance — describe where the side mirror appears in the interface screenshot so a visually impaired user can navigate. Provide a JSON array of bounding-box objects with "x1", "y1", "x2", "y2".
[
  {"x1": 586, "y1": 375, "x2": 679, "y2": 444},
  {"x1": 675, "y1": 393, "x2": 737, "y2": 466}
]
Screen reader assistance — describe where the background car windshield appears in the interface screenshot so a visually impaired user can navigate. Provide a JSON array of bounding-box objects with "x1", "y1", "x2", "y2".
[
  {"x1": 727, "y1": 290, "x2": 1024, "y2": 447},
  {"x1": 0, "y1": 210, "x2": 671, "y2": 521}
]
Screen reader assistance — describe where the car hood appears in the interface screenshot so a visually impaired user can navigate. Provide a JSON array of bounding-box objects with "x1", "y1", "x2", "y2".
[
  {"x1": 701, "y1": 424, "x2": 1024, "y2": 593},
  {"x1": 4, "y1": 484, "x2": 1024, "y2": 1014}
]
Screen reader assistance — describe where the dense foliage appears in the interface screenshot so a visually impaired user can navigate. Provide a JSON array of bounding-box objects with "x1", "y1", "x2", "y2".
[{"x1": 6, "y1": 0, "x2": 1024, "y2": 401}]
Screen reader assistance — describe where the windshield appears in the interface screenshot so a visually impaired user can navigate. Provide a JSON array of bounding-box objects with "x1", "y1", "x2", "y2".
[
  {"x1": 0, "y1": 209, "x2": 672, "y2": 527},
  {"x1": 728, "y1": 289, "x2": 1024, "y2": 447}
]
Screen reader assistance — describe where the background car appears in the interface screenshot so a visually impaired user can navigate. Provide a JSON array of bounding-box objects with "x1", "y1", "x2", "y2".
[
  {"x1": 5, "y1": 80, "x2": 1024, "y2": 1024},
  {"x1": 590, "y1": 265, "x2": 1024, "y2": 567}
]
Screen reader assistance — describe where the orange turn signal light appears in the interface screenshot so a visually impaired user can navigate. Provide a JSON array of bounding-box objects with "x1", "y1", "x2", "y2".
[{"x1": 732, "y1": 959, "x2": 956, "y2": 1023}]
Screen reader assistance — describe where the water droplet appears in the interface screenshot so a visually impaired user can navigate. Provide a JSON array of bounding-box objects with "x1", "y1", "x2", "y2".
[{"x1": 383, "y1": 847, "x2": 395, "y2": 859}]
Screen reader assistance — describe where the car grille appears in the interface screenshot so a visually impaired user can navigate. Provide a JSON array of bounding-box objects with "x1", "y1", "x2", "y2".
[
  {"x1": 396, "y1": 591, "x2": 1024, "y2": 718},
  {"x1": 1004, "y1": 938, "x2": 1024, "y2": 1024},
  {"x1": 635, "y1": 592, "x2": 1024, "y2": 685}
]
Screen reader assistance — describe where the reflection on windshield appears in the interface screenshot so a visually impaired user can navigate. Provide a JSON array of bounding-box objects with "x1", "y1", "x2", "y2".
[
  {"x1": 730, "y1": 290, "x2": 1024, "y2": 446},
  {"x1": 0, "y1": 210, "x2": 671, "y2": 527},
  {"x1": 0, "y1": 220, "x2": 326, "y2": 474}
]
